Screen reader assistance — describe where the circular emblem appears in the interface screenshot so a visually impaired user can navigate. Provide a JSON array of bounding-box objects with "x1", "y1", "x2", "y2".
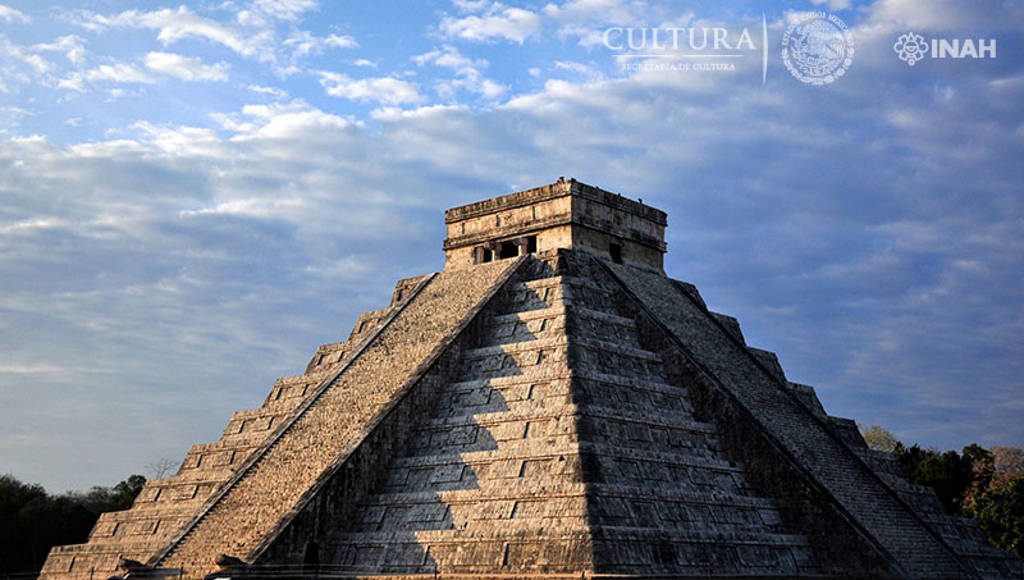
[
  {"x1": 894, "y1": 32, "x2": 928, "y2": 66},
  {"x1": 782, "y1": 12, "x2": 855, "y2": 85}
]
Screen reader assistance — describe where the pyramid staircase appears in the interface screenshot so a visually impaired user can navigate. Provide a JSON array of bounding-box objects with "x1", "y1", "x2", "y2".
[{"x1": 327, "y1": 256, "x2": 818, "y2": 577}]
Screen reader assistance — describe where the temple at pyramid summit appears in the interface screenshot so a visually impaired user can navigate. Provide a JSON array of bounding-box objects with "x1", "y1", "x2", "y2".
[{"x1": 42, "y1": 179, "x2": 1020, "y2": 579}]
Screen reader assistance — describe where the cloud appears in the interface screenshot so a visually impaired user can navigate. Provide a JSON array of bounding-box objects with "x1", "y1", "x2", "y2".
[
  {"x1": 247, "y1": 84, "x2": 288, "y2": 99},
  {"x1": 252, "y1": 0, "x2": 319, "y2": 21},
  {"x1": 318, "y1": 72, "x2": 425, "y2": 105},
  {"x1": 865, "y1": 0, "x2": 1024, "y2": 31},
  {"x1": 31, "y1": 35, "x2": 86, "y2": 65},
  {"x1": 811, "y1": 0, "x2": 853, "y2": 10},
  {"x1": 0, "y1": 38, "x2": 51, "y2": 91},
  {"x1": 542, "y1": 0, "x2": 655, "y2": 46},
  {"x1": 283, "y1": 30, "x2": 358, "y2": 59},
  {"x1": 440, "y1": 4, "x2": 541, "y2": 43},
  {"x1": 59, "y1": 62, "x2": 155, "y2": 90},
  {"x1": 144, "y1": 52, "x2": 229, "y2": 81},
  {"x1": 76, "y1": 6, "x2": 268, "y2": 60},
  {"x1": 413, "y1": 45, "x2": 506, "y2": 99},
  {"x1": 0, "y1": 4, "x2": 29, "y2": 23}
]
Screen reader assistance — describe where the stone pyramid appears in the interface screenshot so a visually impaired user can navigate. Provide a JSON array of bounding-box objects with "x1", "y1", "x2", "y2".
[{"x1": 42, "y1": 179, "x2": 1020, "y2": 579}]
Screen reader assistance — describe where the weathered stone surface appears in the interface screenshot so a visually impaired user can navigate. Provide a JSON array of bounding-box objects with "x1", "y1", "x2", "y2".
[{"x1": 602, "y1": 258, "x2": 1018, "y2": 578}]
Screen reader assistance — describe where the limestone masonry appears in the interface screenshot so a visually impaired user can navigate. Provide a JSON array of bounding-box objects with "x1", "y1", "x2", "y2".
[{"x1": 41, "y1": 179, "x2": 1021, "y2": 579}]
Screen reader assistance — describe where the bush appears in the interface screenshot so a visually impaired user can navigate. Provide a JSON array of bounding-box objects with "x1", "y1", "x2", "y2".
[{"x1": 971, "y1": 478, "x2": 1024, "y2": 556}]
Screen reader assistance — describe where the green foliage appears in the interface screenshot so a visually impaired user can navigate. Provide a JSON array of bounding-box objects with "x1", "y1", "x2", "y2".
[
  {"x1": 894, "y1": 443, "x2": 974, "y2": 514},
  {"x1": 971, "y1": 478, "x2": 1024, "y2": 556},
  {"x1": 0, "y1": 473, "x2": 146, "y2": 576}
]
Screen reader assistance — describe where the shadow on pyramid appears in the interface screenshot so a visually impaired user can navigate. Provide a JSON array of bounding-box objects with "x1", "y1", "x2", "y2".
[{"x1": 41, "y1": 179, "x2": 1021, "y2": 579}]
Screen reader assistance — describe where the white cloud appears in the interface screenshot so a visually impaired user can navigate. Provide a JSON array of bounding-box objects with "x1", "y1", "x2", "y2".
[
  {"x1": 87, "y1": 62, "x2": 155, "y2": 84},
  {"x1": 414, "y1": 45, "x2": 507, "y2": 99},
  {"x1": 247, "y1": 84, "x2": 288, "y2": 99},
  {"x1": 865, "y1": 0, "x2": 1024, "y2": 30},
  {"x1": 144, "y1": 52, "x2": 229, "y2": 81},
  {"x1": 252, "y1": 0, "x2": 318, "y2": 22},
  {"x1": 542, "y1": 0, "x2": 652, "y2": 46},
  {"x1": 324, "y1": 34, "x2": 358, "y2": 49},
  {"x1": 0, "y1": 4, "x2": 30, "y2": 23},
  {"x1": 57, "y1": 60, "x2": 159, "y2": 92},
  {"x1": 283, "y1": 30, "x2": 358, "y2": 59},
  {"x1": 0, "y1": 38, "x2": 51, "y2": 82},
  {"x1": 440, "y1": 5, "x2": 541, "y2": 43},
  {"x1": 811, "y1": 0, "x2": 852, "y2": 10},
  {"x1": 451, "y1": 0, "x2": 490, "y2": 12},
  {"x1": 213, "y1": 100, "x2": 354, "y2": 140},
  {"x1": 77, "y1": 6, "x2": 268, "y2": 60},
  {"x1": 553, "y1": 60, "x2": 603, "y2": 80},
  {"x1": 32, "y1": 35, "x2": 87, "y2": 66},
  {"x1": 413, "y1": 45, "x2": 482, "y2": 73},
  {"x1": 318, "y1": 72, "x2": 425, "y2": 105}
]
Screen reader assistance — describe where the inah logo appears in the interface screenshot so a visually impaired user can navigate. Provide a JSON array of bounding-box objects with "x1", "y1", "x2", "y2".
[
  {"x1": 782, "y1": 12, "x2": 854, "y2": 85},
  {"x1": 894, "y1": 32, "x2": 928, "y2": 66},
  {"x1": 893, "y1": 32, "x2": 997, "y2": 66}
]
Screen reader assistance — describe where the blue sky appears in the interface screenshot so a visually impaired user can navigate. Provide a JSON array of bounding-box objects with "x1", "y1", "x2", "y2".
[{"x1": 0, "y1": 0, "x2": 1021, "y2": 493}]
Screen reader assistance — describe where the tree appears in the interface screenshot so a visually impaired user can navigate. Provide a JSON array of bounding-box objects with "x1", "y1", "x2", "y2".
[
  {"x1": 861, "y1": 424, "x2": 899, "y2": 452},
  {"x1": 0, "y1": 473, "x2": 146, "y2": 576},
  {"x1": 895, "y1": 443, "x2": 974, "y2": 514},
  {"x1": 972, "y1": 478, "x2": 1024, "y2": 556},
  {"x1": 992, "y1": 446, "x2": 1024, "y2": 489},
  {"x1": 145, "y1": 457, "x2": 178, "y2": 479},
  {"x1": 962, "y1": 443, "x2": 995, "y2": 511}
]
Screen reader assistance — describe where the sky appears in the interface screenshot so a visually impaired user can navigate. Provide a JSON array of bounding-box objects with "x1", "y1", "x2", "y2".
[{"x1": 0, "y1": 0, "x2": 1021, "y2": 493}]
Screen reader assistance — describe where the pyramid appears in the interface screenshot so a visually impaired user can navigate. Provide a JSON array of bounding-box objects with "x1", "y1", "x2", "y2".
[{"x1": 41, "y1": 179, "x2": 1020, "y2": 579}]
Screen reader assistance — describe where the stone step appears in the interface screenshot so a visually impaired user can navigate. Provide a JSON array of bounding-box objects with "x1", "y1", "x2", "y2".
[
  {"x1": 577, "y1": 404, "x2": 713, "y2": 434},
  {"x1": 364, "y1": 481, "x2": 588, "y2": 505},
  {"x1": 461, "y1": 336, "x2": 569, "y2": 359},
  {"x1": 415, "y1": 402, "x2": 580, "y2": 430},
  {"x1": 591, "y1": 524, "x2": 814, "y2": 548},
  {"x1": 219, "y1": 407, "x2": 287, "y2": 438},
  {"x1": 332, "y1": 526, "x2": 592, "y2": 545},
  {"x1": 485, "y1": 304, "x2": 567, "y2": 324},
  {"x1": 409, "y1": 402, "x2": 716, "y2": 452},
  {"x1": 501, "y1": 280, "x2": 567, "y2": 312},
  {"x1": 349, "y1": 498, "x2": 591, "y2": 533},
  {"x1": 572, "y1": 305, "x2": 636, "y2": 329},
  {"x1": 177, "y1": 440, "x2": 259, "y2": 473},
  {"x1": 587, "y1": 482, "x2": 778, "y2": 509},
  {"x1": 572, "y1": 369, "x2": 680, "y2": 394},
  {"x1": 389, "y1": 441, "x2": 741, "y2": 475},
  {"x1": 445, "y1": 373, "x2": 571, "y2": 392}
]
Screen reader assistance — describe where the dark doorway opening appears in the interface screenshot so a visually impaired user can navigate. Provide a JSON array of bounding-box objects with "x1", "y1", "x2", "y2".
[
  {"x1": 610, "y1": 242, "x2": 623, "y2": 264},
  {"x1": 498, "y1": 240, "x2": 519, "y2": 259}
]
